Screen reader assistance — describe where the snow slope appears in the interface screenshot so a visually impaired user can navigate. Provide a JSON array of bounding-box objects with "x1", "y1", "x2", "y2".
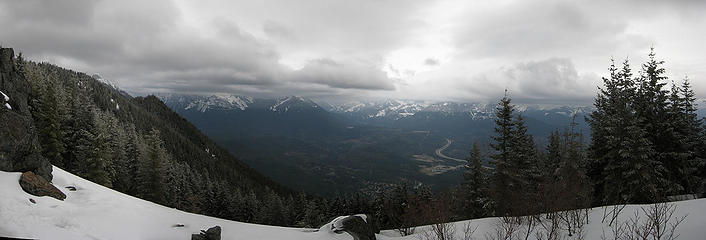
[
  {"x1": 2, "y1": 167, "x2": 706, "y2": 240},
  {"x1": 0, "y1": 167, "x2": 362, "y2": 240}
]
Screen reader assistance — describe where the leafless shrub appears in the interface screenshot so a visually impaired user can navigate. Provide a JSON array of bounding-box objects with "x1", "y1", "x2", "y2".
[
  {"x1": 557, "y1": 209, "x2": 588, "y2": 239},
  {"x1": 600, "y1": 202, "x2": 687, "y2": 240},
  {"x1": 463, "y1": 221, "x2": 479, "y2": 240},
  {"x1": 536, "y1": 209, "x2": 588, "y2": 240},
  {"x1": 416, "y1": 196, "x2": 459, "y2": 240},
  {"x1": 536, "y1": 212, "x2": 562, "y2": 240},
  {"x1": 398, "y1": 225, "x2": 417, "y2": 236},
  {"x1": 600, "y1": 218, "x2": 628, "y2": 240},
  {"x1": 522, "y1": 215, "x2": 541, "y2": 240},
  {"x1": 484, "y1": 216, "x2": 522, "y2": 240},
  {"x1": 416, "y1": 221, "x2": 478, "y2": 240},
  {"x1": 602, "y1": 204, "x2": 627, "y2": 227}
]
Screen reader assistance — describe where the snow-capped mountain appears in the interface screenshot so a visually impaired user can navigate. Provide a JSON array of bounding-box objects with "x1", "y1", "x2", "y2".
[
  {"x1": 159, "y1": 94, "x2": 595, "y2": 138},
  {"x1": 158, "y1": 94, "x2": 322, "y2": 113},
  {"x1": 269, "y1": 96, "x2": 321, "y2": 113},
  {"x1": 184, "y1": 95, "x2": 254, "y2": 112},
  {"x1": 159, "y1": 94, "x2": 596, "y2": 121},
  {"x1": 326, "y1": 99, "x2": 593, "y2": 122}
]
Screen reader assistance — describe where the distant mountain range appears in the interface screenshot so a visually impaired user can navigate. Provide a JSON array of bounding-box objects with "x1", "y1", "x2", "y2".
[{"x1": 158, "y1": 94, "x2": 705, "y2": 196}]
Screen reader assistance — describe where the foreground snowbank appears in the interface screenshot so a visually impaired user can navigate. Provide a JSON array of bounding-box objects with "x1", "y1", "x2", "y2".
[
  {"x1": 1, "y1": 167, "x2": 705, "y2": 240},
  {"x1": 0, "y1": 167, "x2": 360, "y2": 240}
]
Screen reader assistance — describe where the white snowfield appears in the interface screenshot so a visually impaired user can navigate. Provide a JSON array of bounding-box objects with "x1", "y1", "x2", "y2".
[{"x1": 1, "y1": 167, "x2": 705, "y2": 240}]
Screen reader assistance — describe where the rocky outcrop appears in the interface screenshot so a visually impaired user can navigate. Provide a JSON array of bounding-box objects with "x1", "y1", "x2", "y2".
[
  {"x1": 191, "y1": 226, "x2": 221, "y2": 240},
  {"x1": 19, "y1": 171, "x2": 66, "y2": 200},
  {"x1": 331, "y1": 214, "x2": 378, "y2": 240},
  {"x1": 0, "y1": 47, "x2": 52, "y2": 181}
]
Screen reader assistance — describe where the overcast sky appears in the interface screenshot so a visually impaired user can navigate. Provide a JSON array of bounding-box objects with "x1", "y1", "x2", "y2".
[{"x1": 1, "y1": 0, "x2": 705, "y2": 104}]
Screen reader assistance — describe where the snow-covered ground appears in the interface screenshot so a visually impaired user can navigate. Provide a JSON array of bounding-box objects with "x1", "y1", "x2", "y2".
[
  {"x1": 1, "y1": 167, "x2": 705, "y2": 240},
  {"x1": 0, "y1": 167, "x2": 358, "y2": 240}
]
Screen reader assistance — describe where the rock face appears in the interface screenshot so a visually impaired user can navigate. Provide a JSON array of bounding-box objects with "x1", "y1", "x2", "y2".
[
  {"x1": 0, "y1": 47, "x2": 52, "y2": 181},
  {"x1": 19, "y1": 171, "x2": 66, "y2": 200},
  {"x1": 191, "y1": 226, "x2": 221, "y2": 240},
  {"x1": 331, "y1": 214, "x2": 378, "y2": 240}
]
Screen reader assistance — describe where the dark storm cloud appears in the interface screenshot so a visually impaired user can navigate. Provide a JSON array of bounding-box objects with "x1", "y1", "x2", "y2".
[
  {"x1": 292, "y1": 58, "x2": 396, "y2": 90},
  {"x1": 0, "y1": 0, "x2": 400, "y2": 97},
  {"x1": 1, "y1": 0, "x2": 705, "y2": 102}
]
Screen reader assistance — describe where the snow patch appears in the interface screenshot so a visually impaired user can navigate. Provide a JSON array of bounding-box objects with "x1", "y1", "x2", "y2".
[
  {"x1": 1, "y1": 90, "x2": 10, "y2": 109},
  {"x1": 0, "y1": 90, "x2": 8, "y2": 101},
  {"x1": 270, "y1": 97, "x2": 293, "y2": 112}
]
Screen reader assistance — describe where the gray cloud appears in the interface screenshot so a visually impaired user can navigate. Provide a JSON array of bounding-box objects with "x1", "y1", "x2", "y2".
[
  {"x1": 424, "y1": 58, "x2": 440, "y2": 66},
  {"x1": 454, "y1": 0, "x2": 633, "y2": 60},
  {"x1": 503, "y1": 58, "x2": 596, "y2": 103},
  {"x1": 0, "y1": 0, "x2": 704, "y2": 103},
  {"x1": 0, "y1": 0, "x2": 402, "y2": 97},
  {"x1": 447, "y1": 58, "x2": 598, "y2": 104},
  {"x1": 292, "y1": 58, "x2": 396, "y2": 90}
]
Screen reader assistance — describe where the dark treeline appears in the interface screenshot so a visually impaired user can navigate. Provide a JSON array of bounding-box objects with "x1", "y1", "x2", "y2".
[{"x1": 18, "y1": 48, "x2": 706, "y2": 231}]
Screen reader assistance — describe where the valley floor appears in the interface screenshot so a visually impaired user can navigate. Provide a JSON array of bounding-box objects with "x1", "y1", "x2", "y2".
[{"x1": 1, "y1": 167, "x2": 705, "y2": 240}]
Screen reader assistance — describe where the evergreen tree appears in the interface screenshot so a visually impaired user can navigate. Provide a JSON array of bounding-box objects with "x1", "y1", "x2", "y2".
[
  {"x1": 242, "y1": 190, "x2": 260, "y2": 223},
  {"x1": 137, "y1": 128, "x2": 167, "y2": 203},
  {"x1": 636, "y1": 48, "x2": 679, "y2": 195},
  {"x1": 68, "y1": 100, "x2": 112, "y2": 187},
  {"x1": 587, "y1": 58, "x2": 662, "y2": 204},
  {"x1": 460, "y1": 142, "x2": 488, "y2": 218},
  {"x1": 256, "y1": 190, "x2": 286, "y2": 226},
  {"x1": 545, "y1": 129, "x2": 563, "y2": 180},
  {"x1": 88, "y1": 110, "x2": 114, "y2": 187},
  {"x1": 513, "y1": 114, "x2": 542, "y2": 188},
  {"x1": 671, "y1": 77, "x2": 704, "y2": 193},
  {"x1": 489, "y1": 91, "x2": 516, "y2": 215},
  {"x1": 35, "y1": 72, "x2": 66, "y2": 167},
  {"x1": 555, "y1": 120, "x2": 592, "y2": 210},
  {"x1": 59, "y1": 77, "x2": 83, "y2": 173},
  {"x1": 113, "y1": 124, "x2": 142, "y2": 195},
  {"x1": 510, "y1": 114, "x2": 543, "y2": 215}
]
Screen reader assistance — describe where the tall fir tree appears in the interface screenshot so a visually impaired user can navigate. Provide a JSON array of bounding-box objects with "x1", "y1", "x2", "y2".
[
  {"x1": 587, "y1": 58, "x2": 662, "y2": 204},
  {"x1": 113, "y1": 124, "x2": 143, "y2": 195},
  {"x1": 34, "y1": 72, "x2": 66, "y2": 168},
  {"x1": 510, "y1": 114, "x2": 543, "y2": 215},
  {"x1": 512, "y1": 114, "x2": 542, "y2": 188},
  {"x1": 460, "y1": 143, "x2": 488, "y2": 218},
  {"x1": 671, "y1": 77, "x2": 704, "y2": 193},
  {"x1": 545, "y1": 129, "x2": 563, "y2": 180},
  {"x1": 489, "y1": 91, "x2": 516, "y2": 215},
  {"x1": 137, "y1": 128, "x2": 168, "y2": 203},
  {"x1": 556, "y1": 119, "x2": 592, "y2": 210},
  {"x1": 636, "y1": 48, "x2": 679, "y2": 195}
]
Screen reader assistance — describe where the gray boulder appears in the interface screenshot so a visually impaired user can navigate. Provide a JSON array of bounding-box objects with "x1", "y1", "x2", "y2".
[
  {"x1": 0, "y1": 48, "x2": 52, "y2": 181},
  {"x1": 191, "y1": 226, "x2": 221, "y2": 240},
  {"x1": 19, "y1": 171, "x2": 66, "y2": 200},
  {"x1": 331, "y1": 214, "x2": 377, "y2": 240}
]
